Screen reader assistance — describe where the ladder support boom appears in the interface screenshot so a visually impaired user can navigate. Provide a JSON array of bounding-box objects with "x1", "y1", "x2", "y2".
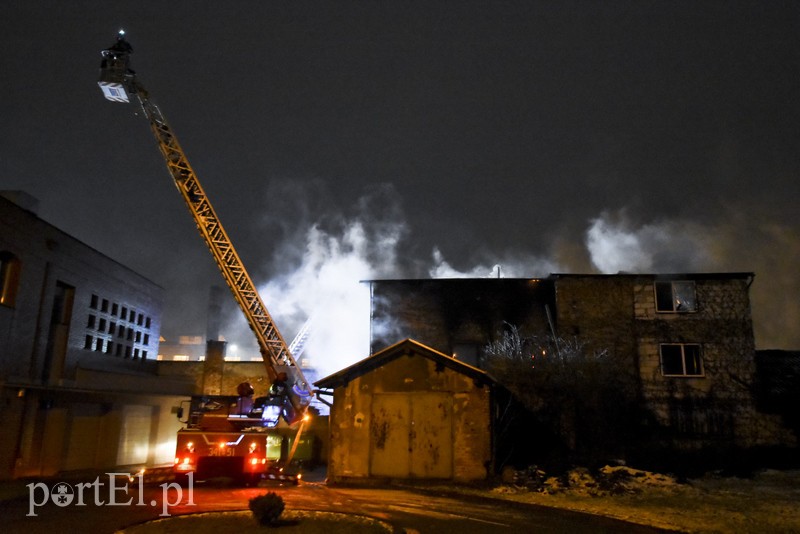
[{"x1": 98, "y1": 32, "x2": 311, "y2": 415}]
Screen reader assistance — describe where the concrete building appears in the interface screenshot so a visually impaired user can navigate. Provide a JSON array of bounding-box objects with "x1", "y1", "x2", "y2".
[{"x1": 0, "y1": 193, "x2": 193, "y2": 478}]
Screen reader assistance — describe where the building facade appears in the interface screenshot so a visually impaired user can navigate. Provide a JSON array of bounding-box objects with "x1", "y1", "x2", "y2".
[
  {"x1": 367, "y1": 274, "x2": 794, "y2": 455},
  {"x1": 0, "y1": 194, "x2": 193, "y2": 478}
]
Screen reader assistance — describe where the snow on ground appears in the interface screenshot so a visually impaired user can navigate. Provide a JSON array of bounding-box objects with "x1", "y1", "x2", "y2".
[{"x1": 459, "y1": 466, "x2": 800, "y2": 533}]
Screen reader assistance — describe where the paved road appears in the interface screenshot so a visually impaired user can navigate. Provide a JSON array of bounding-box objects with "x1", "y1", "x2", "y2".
[{"x1": 0, "y1": 475, "x2": 672, "y2": 533}]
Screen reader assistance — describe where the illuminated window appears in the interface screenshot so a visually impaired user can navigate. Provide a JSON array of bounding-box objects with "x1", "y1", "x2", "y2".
[
  {"x1": 0, "y1": 251, "x2": 21, "y2": 307},
  {"x1": 655, "y1": 281, "x2": 697, "y2": 313},
  {"x1": 660, "y1": 344, "x2": 703, "y2": 377}
]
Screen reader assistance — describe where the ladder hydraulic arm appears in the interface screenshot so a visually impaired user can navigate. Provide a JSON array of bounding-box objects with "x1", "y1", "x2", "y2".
[{"x1": 97, "y1": 32, "x2": 310, "y2": 419}]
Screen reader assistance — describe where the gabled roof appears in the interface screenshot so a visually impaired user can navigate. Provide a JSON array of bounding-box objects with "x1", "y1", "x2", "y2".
[{"x1": 314, "y1": 338, "x2": 493, "y2": 389}]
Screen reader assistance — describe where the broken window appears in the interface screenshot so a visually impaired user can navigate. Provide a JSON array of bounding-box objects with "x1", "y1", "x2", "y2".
[
  {"x1": 655, "y1": 281, "x2": 697, "y2": 312},
  {"x1": 660, "y1": 343, "x2": 703, "y2": 377}
]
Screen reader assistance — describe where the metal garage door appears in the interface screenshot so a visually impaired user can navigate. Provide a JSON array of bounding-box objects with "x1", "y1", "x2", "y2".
[{"x1": 370, "y1": 393, "x2": 453, "y2": 479}]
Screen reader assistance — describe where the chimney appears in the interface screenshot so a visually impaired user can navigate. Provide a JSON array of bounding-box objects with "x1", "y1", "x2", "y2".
[{"x1": 202, "y1": 339, "x2": 227, "y2": 395}]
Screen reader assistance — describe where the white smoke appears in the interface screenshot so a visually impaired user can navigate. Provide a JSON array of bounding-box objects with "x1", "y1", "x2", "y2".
[
  {"x1": 586, "y1": 210, "x2": 712, "y2": 273},
  {"x1": 429, "y1": 247, "x2": 561, "y2": 278},
  {"x1": 221, "y1": 200, "x2": 797, "y2": 382},
  {"x1": 259, "y1": 218, "x2": 404, "y2": 379},
  {"x1": 250, "y1": 206, "x2": 563, "y2": 379},
  {"x1": 585, "y1": 208, "x2": 800, "y2": 349}
]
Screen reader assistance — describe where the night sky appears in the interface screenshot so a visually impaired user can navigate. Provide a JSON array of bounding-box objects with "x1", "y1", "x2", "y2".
[{"x1": 3, "y1": 1, "x2": 799, "y2": 366}]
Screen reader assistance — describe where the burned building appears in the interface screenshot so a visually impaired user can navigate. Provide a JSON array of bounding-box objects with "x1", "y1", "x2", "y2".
[{"x1": 366, "y1": 274, "x2": 794, "y2": 463}]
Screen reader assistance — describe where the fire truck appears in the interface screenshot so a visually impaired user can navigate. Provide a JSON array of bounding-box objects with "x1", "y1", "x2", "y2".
[{"x1": 97, "y1": 31, "x2": 313, "y2": 485}]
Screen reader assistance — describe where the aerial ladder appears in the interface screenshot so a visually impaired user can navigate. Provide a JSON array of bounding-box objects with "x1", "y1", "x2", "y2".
[{"x1": 98, "y1": 31, "x2": 314, "y2": 483}]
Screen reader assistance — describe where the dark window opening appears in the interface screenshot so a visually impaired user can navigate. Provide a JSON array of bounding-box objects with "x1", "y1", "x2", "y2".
[
  {"x1": 661, "y1": 343, "x2": 704, "y2": 377},
  {"x1": 655, "y1": 281, "x2": 697, "y2": 313}
]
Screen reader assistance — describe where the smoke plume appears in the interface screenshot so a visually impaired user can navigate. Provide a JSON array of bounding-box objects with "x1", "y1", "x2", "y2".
[
  {"x1": 221, "y1": 197, "x2": 798, "y2": 381},
  {"x1": 586, "y1": 208, "x2": 799, "y2": 349}
]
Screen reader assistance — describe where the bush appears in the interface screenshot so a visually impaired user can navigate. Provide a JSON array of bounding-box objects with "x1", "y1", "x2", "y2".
[{"x1": 249, "y1": 492, "x2": 285, "y2": 526}]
